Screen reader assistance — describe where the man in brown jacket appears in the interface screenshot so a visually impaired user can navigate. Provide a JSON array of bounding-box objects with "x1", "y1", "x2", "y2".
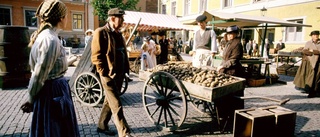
[{"x1": 91, "y1": 8, "x2": 133, "y2": 137}]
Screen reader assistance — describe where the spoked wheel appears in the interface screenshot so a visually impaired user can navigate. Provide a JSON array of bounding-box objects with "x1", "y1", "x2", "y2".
[
  {"x1": 74, "y1": 72, "x2": 103, "y2": 107},
  {"x1": 190, "y1": 97, "x2": 215, "y2": 116},
  {"x1": 142, "y1": 71, "x2": 187, "y2": 131},
  {"x1": 118, "y1": 76, "x2": 128, "y2": 96}
]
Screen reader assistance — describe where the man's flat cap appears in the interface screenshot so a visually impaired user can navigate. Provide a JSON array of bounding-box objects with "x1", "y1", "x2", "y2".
[
  {"x1": 310, "y1": 30, "x2": 320, "y2": 36},
  {"x1": 108, "y1": 8, "x2": 125, "y2": 16},
  {"x1": 158, "y1": 31, "x2": 165, "y2": 36},
  {"x1": 226, "y1": 25, "x2": 239, "y2": 33},
  {"x1": 196, "y1": 15, "x2": 207, "y2": 22},
  {"x1": 151, "y1": 32, "x2": 158, "y2": 35}
]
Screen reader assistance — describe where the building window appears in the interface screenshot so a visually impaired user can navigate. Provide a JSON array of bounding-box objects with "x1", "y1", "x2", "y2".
[
  {"x1": 73, "y1": 13, "x2": 83, "y2": 30},
  {"x1": 162, "y1": 4, "x2": 166, "y2": 14},
  {"x1": 25, "y1": 10, "x2": 37, "y2": 27},
  {"x1": 199, "y1": 0, "x2": 207, "y2": 12},
  {"x1": 223, "y1": 0, "x2": 232, "y2": 8},
  {"x1": 184, "y1": 0, "x2": 190, "y2": 15},
  {"x1": 171, "y1": 2, "x2": 176, "y2": 16},
  {"x1": 285, "y1": 19, "x2": 303, "y2": 41},
  {"x1": 0, "y1": 7, "x2": 11, "y2": 25}
]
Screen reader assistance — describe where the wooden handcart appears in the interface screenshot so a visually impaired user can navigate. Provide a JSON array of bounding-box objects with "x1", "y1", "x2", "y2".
[
  {"x1": 69, "y1": 18, "x2": 142, "y2": 107},
  {"x1": 68, "y1": 46, "x2": 129, "y2": 107},
  {"x1": 128, "y1": 50, "x2": 141, "y2": 74},
  {"x1": 139, "y1": 68, "x2": 246, "y2": 132}
]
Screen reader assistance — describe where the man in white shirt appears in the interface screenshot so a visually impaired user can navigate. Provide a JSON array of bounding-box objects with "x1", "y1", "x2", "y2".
[{"x1": 192, "y1": 15, "x2": 218, "y2": 67}]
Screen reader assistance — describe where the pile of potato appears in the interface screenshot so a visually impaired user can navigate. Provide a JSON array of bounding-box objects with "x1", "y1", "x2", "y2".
[{"x1": 151, "y1": 62, "x2": 240, "y2": 88}]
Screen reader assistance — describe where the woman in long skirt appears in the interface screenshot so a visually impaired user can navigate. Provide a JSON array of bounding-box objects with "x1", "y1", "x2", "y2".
[
  {"x1": 294, "y1": 30, "x2": 320, "y2": 98},
  {"x1": 20, "y1": 0, "x2": 80, "y2": 136}
]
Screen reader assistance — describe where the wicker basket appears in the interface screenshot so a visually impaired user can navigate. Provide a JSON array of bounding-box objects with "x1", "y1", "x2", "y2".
[
  {"x1": 128, "y1": 51, "x2": 141, "y2": 59},
  {"x1": 248, "y1": 78, "x2": 266, "y2": 87}
]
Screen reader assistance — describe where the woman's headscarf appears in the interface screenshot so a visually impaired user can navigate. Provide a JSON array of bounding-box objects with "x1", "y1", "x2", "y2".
[{"x1": 29, "y1": 0, "x2": 67, "y2": 47}]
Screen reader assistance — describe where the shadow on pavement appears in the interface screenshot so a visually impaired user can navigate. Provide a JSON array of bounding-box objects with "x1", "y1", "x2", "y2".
[
  {"x1": 294, "y1": 115, "x2": 312, "y2": 136},
  {"x1": 158, "y1": 117, "x2": 233, "y2": 137}
]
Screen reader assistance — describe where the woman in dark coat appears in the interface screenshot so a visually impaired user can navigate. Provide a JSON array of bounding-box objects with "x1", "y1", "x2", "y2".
[
  {"x1": 218, "y1": 25, "x2": 245, "y2": 78},
  {"x1": 215, "y1": 25, "x2": 245, "y2": 131}
]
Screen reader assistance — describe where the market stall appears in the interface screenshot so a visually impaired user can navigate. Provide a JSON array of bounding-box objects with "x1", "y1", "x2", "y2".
[
  {"x1": 275, "y1": 49, "x2": 303, "y2": 77},
  {"x1": 122, "y1": 11, "x2": 188, "y2": 73},
  {"x1": 123, "y1": 11, "x2": 186, "y2": 31},
  {"x1": 184, "y1": 10, "x2": 311, "y2": 85}
]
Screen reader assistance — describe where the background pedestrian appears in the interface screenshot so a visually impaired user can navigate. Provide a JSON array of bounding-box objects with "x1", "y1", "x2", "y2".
[{"x1": 84, "y1": 29, "x2": 93, "y2": 48}]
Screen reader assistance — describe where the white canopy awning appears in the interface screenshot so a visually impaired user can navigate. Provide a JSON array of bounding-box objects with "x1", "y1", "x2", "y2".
[
  {"x1": 184, "y1": 10, "x2": 312, "y2": 28},
  {"x1": 123, "y1": 11, "x2": 187, "y2": 31}
]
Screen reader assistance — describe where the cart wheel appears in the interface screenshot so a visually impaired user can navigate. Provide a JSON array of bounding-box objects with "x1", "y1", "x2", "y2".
[
  {"x1": 119, "y1": 76, "x2": 128, "y2": 96},
  {"x1": 190, "y1": 97, "x2": 215, "y2": 115},
  {"x1": 132, "y1": 57, "x2": 141, "y2": 74},
  {"x1": 74, "y1": 72, "x2": 103, "y2": 107},
  {"x1": 142, "y1": 71, "x2": 187, "y2": 131}
]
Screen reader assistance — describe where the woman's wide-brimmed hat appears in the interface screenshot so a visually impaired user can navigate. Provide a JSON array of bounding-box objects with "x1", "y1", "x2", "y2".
[
  {"x1": 85, "y1": 29, "x2": 93, "y2": 35},
  {"x1": 226, "y1": 25, "x2": 239, "y2": 33}
]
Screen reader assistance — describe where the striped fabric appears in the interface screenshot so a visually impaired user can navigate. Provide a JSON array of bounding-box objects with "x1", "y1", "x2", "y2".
[
  {"x1": 28, "y1": 28, "x2": 68, "y2": 103},
  {"x1": 123, "y1": 11, "x2": 186, "y2": 31}
]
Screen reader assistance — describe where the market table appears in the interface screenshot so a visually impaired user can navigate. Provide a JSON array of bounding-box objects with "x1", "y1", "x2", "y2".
[{"x1": 273, "y1": 53, "x2": 302, "y2": 68}]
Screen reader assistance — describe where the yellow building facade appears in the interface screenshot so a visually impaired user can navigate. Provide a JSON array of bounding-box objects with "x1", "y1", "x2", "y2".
[{"x1": 160, "y1": 0, "x2": 320, "y2": 51}]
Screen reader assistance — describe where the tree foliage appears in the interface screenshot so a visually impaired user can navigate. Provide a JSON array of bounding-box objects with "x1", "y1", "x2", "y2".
[{"x1": 91, "y1": 0, "x2": 140, "y2": 21}]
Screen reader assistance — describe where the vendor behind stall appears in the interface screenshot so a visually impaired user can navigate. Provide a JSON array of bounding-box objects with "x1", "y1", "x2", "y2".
[
  {"x1": 217, "y1": 25, "x2": 245, "y2": 78},
  {"x1": 192, "y1": 15, "x2": 218, "y2": 68}
]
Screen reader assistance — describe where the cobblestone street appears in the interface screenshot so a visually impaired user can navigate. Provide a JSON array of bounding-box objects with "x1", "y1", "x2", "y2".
[{"x1": 0, "y1": 54, "x2": 320, "y2": 137}]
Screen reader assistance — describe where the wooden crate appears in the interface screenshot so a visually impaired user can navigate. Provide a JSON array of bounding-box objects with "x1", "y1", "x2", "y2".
[
  {"x1": 233, "y1": 108, "x2": 276, "y2": 137},
  {"x1": 276, "y1": 64, "x2": 293, "y2": 75},
  {"x1": 259, "y1": 106, "x2": 296, "y2": 137},
  {"x1": 286, "y1": 66, "x2": 299, "y2": 77}
]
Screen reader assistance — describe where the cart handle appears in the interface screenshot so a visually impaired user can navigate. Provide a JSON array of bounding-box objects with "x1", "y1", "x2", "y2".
[{"x1": 234, "y1": 96, "x2": 290, "y2": 105}]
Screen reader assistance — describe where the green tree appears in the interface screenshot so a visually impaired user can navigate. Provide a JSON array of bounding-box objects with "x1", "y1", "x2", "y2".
[{"x1": 91, "y1": 0, "x2": 140, "y2": 21}]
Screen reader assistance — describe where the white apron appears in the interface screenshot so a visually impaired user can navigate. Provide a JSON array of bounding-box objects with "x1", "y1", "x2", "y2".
[{"x1": 192, "y1": 49, "x2": 213, "y2": 68}]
